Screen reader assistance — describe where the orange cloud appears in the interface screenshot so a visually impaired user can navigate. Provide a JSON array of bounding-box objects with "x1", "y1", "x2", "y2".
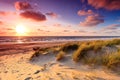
[
  {"x1": 0, "y1": 21, "x2": 3, "y2": 24},
  {"x1": 20, "y1": 11, "x2": 46, "y2": 21},
  {"x1": 74, "y1": 30, "x2": 87, "y2": 33},
  {"x1": 88, "y1": 0, "x2": 120, "y2": 10},
  {"x1": 14, "y1": 1, "x2": 32, "y2": 10},
  {"x1": 0, "y1": 11, "x2": 16, "y2": 16},
  {"x1": 80, "y1": 15, "x2": 104, "y2": 27},
  {"x1": 77, "y1": 9, "x2": 94, "y2": 16},
  {"x1": 63, "y1": 30, "x2": 69, "y2": 32},
  {"x1": 5, "y1": 28, "x2": 14, "y2": 31}
]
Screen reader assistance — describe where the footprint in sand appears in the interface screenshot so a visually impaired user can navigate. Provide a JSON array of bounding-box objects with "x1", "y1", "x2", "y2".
[
  {"x1": 24, "y1": 77, "x2": 33, "y2": 80},
  {"x1": 34, "y1": 70, "x2": 40, "y2": 74}
]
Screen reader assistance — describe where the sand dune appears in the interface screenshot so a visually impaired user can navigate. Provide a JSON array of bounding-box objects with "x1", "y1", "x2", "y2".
[
  {"x1": 0, "y1": 41, "x2": 120, "y2": 80},
  {"x1": 0, "y1": 50, "x2": 120, "y2": 80}
]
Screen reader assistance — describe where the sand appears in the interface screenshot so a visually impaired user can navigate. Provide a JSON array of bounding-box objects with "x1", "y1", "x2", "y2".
[{"x1": 0, "y1": 42, "x2": 120, "y2": 80}]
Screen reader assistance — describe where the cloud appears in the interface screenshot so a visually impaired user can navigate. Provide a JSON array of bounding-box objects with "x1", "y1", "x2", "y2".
[
  {"x1": 74, "y1": 30, "x2": 87, "y2": 33},
  {"x1": 5, "y1": 28, "x2": 14, "y2": 31},
  {"x1": 46, "y1": 12, "x2": 58, "y2": 18},
  {"x1": 103, "y1": 24, "x2": 120, "y2": 31},
  {"x1": 63, "y1": 30, "x2": 69, "y2": 32},
  {"x1": 37, "y1": 29, "x2": 44, "y2": 31},
  {"x1": 14, "y1": 2, "x2": 46, "y2": 22},
  {"x1": 78, "y1": 30, "x2": 87, "y2": 33},
  {"x1": 14, "y1": 1, "x2": 32, "y2": 10},
  {"x1": 104, "y1": 31, "x2": 118, "y2": 34},
  {"x1": 20, "y1": 11, "x2": 46, "y2": 21},
  {"x1": 46, "y1": 30, "x2": 50, "y2": 32},
  {"x1": 88, "y1": 0, "x2": 120, "y2": 10},
  {"x1": 79, "y1": 15, "x2": 104, "y2": 27},
  {"x1": 53, "y1": 23, "x2": 61, "y2": 27},
  {"x1": 0, "y1": 11, "x2": 16, "y2": 16},
  {"x1": 0, "y1": 21, "x2": 3, "y2": 24},
  {"x1": 77, "y1": 9, "x2": 94, "y2": 16}
]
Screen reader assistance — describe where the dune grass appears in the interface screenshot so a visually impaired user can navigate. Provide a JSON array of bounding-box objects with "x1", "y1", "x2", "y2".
[
  {"x1": 56, "y1": 51, "x2": 65, "y2": 61},
  {"x1": 60, "y1": 42, "x2": 79, "y2": 52},
  {"x1": 102, "y1": 50, "x2": 120, "y2": 68},
  {"x1": 72, "y1": 39, "x2": 120, "y2": 62}
]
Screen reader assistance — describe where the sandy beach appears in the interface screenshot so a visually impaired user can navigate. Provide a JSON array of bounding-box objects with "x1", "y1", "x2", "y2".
[
  {"x1": 0, "y1": 41, "x2": 120, "y2": 80},
  {"x1": 1, "y1": 0, "x2": 120, "y2": 79}
]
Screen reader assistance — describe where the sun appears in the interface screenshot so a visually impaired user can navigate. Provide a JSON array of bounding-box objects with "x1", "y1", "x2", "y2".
[{"x1": 15, "y1": 25, "x2": 27, "y2": 36}]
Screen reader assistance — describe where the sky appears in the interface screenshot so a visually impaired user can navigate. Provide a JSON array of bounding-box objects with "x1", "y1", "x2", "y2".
[{"x1": 0, "y1": 0, "x2": 120, "y2": 36}]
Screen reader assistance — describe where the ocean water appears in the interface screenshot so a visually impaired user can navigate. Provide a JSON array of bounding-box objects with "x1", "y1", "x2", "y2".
[{"x1": 0, "y1": 36, "x2": 120, "y2": 44}]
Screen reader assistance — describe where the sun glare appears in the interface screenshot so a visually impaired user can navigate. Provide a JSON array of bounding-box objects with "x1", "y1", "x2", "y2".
[{"x1": 15, "y1": 25, "x2": 27, "y2": 36}]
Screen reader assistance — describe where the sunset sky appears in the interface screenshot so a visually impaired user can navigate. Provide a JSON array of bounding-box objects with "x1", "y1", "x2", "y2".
[{"x1": 0, "y1": 0, "x2": 120, "y2": 36}]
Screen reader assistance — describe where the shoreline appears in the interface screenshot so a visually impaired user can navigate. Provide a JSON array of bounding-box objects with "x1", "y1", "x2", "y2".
[
  {"x1": 0, "y1": 37, "x2": 120, "y2": 45},
  {"x1": 0, "y1": 41, "x2": 66, "y2": 56}
]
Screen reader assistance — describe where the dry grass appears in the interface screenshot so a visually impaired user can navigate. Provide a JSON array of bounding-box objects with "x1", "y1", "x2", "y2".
[
  {"x1": 72, "y1": 39, "x2": 120, "y2": 62},
  {"x1": 60, "y1": 43, "x2": 79, "y2": 52},
  {"x1": 56, "y1": 51, "x2": 65, "y2": 61}
]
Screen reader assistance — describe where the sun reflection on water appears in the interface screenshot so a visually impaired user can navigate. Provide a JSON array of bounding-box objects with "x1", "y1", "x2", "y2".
[{"x1": 17, "y1": 39, "x2": 23, "y2": 43}]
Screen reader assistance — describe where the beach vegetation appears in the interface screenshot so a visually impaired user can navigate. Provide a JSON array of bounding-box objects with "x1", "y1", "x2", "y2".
[
  {"x1": 30, "y1": 39, "x2": 120, "y2": 71},
  {"x1": 56, "y1": 51, "x2": 65, "y2": 61},
  {"x1": 60, "y1": 43, "x2": 79, "y2": 52}
]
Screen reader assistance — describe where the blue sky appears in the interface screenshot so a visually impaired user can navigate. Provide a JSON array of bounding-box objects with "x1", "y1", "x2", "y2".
[{"x1": 0, "y1": 0, "x2": 120, "y2": 36}]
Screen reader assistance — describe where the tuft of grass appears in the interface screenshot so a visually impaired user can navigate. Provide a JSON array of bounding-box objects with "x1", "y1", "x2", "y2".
[
  {"x1": 56, "y1": 51, "x2": 65, "y2": 61},
  {"x1": 30, "y1": 47, "x2": 50, "y2": 60},
  {"x1": 72, "y1": 43, "x2": 91, "y2": 62},
  {"x1": 60, "y1": 43, "x2": 79, "y2": 52},
  {"x1": 29, "y1": 51, "x2": 41, "y2": 60}
]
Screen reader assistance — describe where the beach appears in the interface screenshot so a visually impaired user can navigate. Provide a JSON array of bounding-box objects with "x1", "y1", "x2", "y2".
[
  {"x1": 0, "y1": 40, "x2": 120, "y2": 80},
  {"x1": 1, "y1": 0, "x2": 120, "y2": 79}
]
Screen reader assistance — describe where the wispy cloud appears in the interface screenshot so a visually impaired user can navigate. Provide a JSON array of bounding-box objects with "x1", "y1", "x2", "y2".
[
  {"x1": 53, "y1": 23, "x2": 61, "y2": 27},
  {"x1": 37, "y1": 29, "x2": 44, "y2": 31},
  {"x1": 102, "y1": 24, "x2": 120, "y2": 31},
  {"x1": 88, "y1": 0, "x2": 120, "y2": 10},
  {"x1": 46, "y1": 12, "x2": 58, "y2": 18},
  {"x1": 5, "y1": 28, "x2": 14, "y2": 31},
  {"x1": 0, "y1": 11, "x2": 16, "y2": 16},
  {"x1": 63, "y1": 30, "x2": 69, "y2": 32},
  {"x1": 74, "y1": 30, "x2": 88, "y2": 33},
  {"x1": 77, "y1": 9, "x2": 94, "y2": 16}
]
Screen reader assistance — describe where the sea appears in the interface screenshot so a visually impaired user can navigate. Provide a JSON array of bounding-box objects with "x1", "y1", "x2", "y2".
[{"x1": 0, "y1": 36, "x2": 120, "y2": 44}]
